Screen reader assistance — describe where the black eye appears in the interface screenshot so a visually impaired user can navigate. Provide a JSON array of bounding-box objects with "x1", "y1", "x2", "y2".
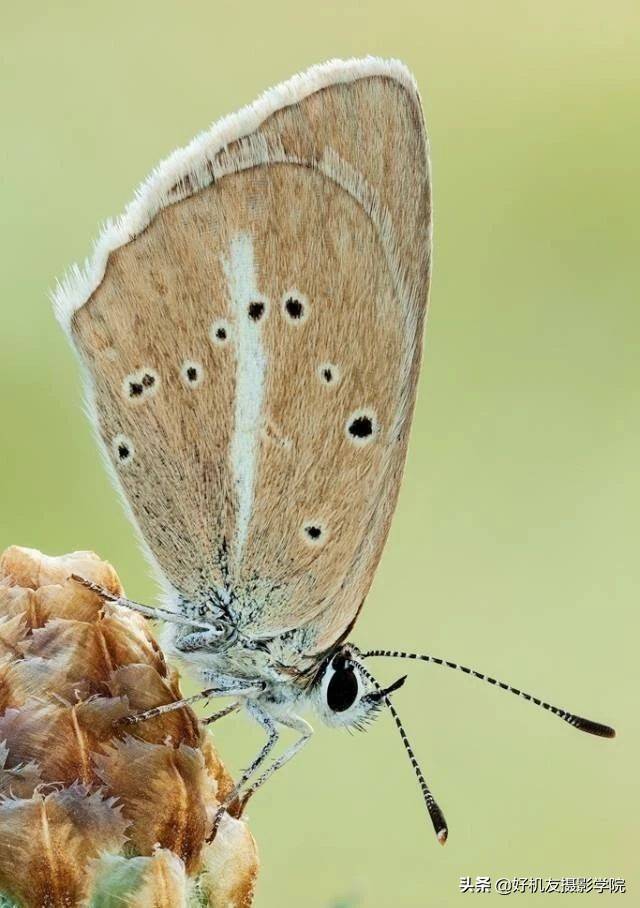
[{"x1": 326, "y1": 665, "x2": 359, "y2": 712}]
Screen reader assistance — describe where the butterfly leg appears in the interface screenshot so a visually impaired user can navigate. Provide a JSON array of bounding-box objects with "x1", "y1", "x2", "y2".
[
  {"x1": 71, "y1": 575, "x2": 223, "y2": 633},
  {"x1": 234, "y1": 700, "x2": 281, "y2": 790},
  {"x1": 203, "y1": 700, "x2": 242, "y2": 725},
  {"x1": 209, "y1": 700, "x2": 280, "y2": 838},
  {"x1": 117, "y1": 680, "x2": 264, "y2": 727},
  {"x1": 238, "y1": 714, "x2": 313, "y2": 814}
]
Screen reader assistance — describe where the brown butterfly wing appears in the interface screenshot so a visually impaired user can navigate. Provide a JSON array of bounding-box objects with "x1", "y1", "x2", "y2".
[{"x1": 67, "y1": 60, "x2": 430, "y2": 657}]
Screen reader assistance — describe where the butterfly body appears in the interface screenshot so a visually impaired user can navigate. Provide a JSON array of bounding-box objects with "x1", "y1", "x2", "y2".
[
  {"x1": 163, "y1": 587, "x2": 372, "y2": 725},
  {"x1": 165, "y1": 611, "x2": 309, "y2": 687}
]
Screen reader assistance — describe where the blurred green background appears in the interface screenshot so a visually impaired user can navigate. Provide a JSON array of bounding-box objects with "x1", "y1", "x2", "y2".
[{"x1": 1, "y1": 2, "x2": 638, "y2": 905}]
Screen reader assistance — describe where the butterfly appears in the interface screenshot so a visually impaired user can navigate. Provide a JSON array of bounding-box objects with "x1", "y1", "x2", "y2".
[{"x1": 55, "y1": 56, "x2": 614, "y2": 844}]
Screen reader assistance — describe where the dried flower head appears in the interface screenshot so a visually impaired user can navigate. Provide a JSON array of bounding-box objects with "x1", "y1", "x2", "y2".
[{"x1": 0, "y1": 546, "x2": 258, "y2": 907}]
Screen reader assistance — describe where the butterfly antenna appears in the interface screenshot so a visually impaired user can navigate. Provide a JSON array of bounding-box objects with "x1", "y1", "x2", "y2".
[
  {"x1": 360, "y1": 650, "x2": 615, "y2": 739},
  {"x1": 357, "y1": 662, "x2": 448, "y2": 844}
]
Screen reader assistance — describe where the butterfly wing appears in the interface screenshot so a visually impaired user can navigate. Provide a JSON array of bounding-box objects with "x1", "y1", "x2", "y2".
[{"x1": 58, "y1": 58, "x2": 431, "y2": 658}]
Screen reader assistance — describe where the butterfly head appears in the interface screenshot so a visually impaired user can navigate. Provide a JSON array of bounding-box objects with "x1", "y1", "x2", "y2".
[{"x1": 313, "y1": 645, "x2": 406, "y2": 731}]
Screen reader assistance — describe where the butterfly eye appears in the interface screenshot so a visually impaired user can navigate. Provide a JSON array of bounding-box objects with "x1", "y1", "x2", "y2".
[{"x1": 326, "y1": 660, "x2": 360, "y2": 713}]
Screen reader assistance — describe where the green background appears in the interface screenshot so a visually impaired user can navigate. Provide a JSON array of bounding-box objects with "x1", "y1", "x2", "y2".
[{"x1": 1, "y1": 2, "x2": 637, "y2": 905}]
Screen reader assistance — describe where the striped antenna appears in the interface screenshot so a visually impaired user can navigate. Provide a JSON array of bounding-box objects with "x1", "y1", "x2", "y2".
[
  {"x1": 360, "y1": 650, "x2": 615, "y2": 739},
  {"x1": 356, "y1": 661, "x2": 448, "y2": 845}
]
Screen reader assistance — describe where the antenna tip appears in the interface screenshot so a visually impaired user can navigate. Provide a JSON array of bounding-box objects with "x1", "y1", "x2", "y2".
[
  {"x1": 437, "y1": 827, "x2": 448, "y2": 846},
  {"x1": 575, "y1": 716, "x2": 616, "y2": 739}
]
